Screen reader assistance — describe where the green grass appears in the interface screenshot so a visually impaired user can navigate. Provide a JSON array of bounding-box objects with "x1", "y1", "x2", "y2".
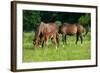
[{"x1": 23, "y1": 32, "x2": 91, "y2": 62}]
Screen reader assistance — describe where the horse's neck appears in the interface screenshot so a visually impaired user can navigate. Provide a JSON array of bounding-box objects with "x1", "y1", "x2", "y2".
[{"x1": 45, "y1": 23, "x2": 49, "y2": 27}]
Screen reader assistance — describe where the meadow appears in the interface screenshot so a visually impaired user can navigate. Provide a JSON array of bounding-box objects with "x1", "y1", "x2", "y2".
[{"x1": 23, "y1": 32, "x2": 91, "y2": 62}]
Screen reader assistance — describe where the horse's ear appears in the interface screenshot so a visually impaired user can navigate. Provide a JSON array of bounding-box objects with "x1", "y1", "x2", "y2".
[{"x1": 40, "y1": 21, "x2": 45, "y2": 24}]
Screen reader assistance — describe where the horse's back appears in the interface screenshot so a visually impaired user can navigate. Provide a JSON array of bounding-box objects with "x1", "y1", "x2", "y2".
[
  {"x1": 60, "y1": 23, "x2": 84, "y2": 35},
  {"x1": 66, "y1": 24, "x2": 77, "y2": 34},
  {"x1": 47, "y1": 23, "x2": 58, "y2": 33},
  {"x1": 61, "y1": 23, "x2": 77, "y2": 35}
]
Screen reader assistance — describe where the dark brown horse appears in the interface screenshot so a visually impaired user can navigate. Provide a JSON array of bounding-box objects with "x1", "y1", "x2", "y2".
[
  {"x1": 33, "y1": 22, "x2": 59, "y2": 49},
  {"x1": 59, "y1": 23, "x2": 85, "y2": 45}
]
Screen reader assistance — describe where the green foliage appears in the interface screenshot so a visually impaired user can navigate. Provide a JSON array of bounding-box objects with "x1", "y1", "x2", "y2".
[
  {"x1": 78, "y1": 14, "x2": 91, "y2": 36},
  {"x1": 55, "y1": 21, "x2": 62, "y2": 26},
  {"x1": 23, "y1": 10, "x2": 41, "y2": 31},
  {"x1": 78, "y1": 14, "x2": 91, "y2": 26},
  {"x1": 23, "y1": 10, "x2": 91, "y2": 31}
]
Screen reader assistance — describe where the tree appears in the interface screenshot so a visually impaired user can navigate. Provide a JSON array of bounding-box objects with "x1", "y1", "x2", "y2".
[
  {"x1": 78, "y1": 13, "x2": 91, "y2": 36},
  {"x1": 23, "y1": 10, "x2": 41, "y2": 31},
  {"x1": 78, "y1": 13, "x2": 91, "y2": 27}
]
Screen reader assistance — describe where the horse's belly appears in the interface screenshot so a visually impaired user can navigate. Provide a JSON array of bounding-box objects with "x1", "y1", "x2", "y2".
[
  {"x1": 67, "y1": 33, "x2": 76, "y2": 35},
  {"x1": 66, "y1": 28, "x2": 77, "y2": 35}
]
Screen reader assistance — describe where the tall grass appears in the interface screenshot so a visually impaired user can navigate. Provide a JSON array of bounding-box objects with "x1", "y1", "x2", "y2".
[{"x1": 23, "y1": 32, "x2": 91, "y2": 62}]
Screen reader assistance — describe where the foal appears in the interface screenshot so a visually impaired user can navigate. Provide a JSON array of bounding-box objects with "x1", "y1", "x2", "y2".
[{"x1": 33, "y1": 22, "x2": 59, "y2": 49}]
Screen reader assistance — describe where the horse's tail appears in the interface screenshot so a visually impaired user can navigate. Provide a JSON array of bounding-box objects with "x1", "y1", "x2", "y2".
[{"x1": 83, "y1": 26, "x2": 89, "y2": 37}]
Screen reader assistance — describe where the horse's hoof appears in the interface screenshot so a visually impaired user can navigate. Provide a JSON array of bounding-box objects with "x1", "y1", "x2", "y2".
[
  {"x1": 80, "y1": 44, "x2": 82, "y2": 46},
  {"x1": 63, "y1": 45, "x2": 64, "y2": 48},
  {"x1": 56, "y1": 46, "x2": 57, "y2": 49},
  {"x1": 39, "y1": 45, "x2": 42, "y2": 48}
]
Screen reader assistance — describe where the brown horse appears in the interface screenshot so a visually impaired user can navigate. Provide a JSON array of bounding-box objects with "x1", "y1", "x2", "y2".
[
  {"x1": 33, "y1": 22, "x2": 59, "y2": 49},
  {"x1": 59, "y1": 23, "x2": 85, "y2": 45}
]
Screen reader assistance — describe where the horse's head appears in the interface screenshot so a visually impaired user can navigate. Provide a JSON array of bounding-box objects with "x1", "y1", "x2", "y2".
[{"x1": 33, "y1": 36, "x2": 42, "y2": 48}]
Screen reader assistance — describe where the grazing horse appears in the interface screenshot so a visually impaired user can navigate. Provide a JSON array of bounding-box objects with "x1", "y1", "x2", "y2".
[
  {"x1": 33, "y1": 22, "x2": 59, "y2": 49},
  {"x1": 59, "y1": 23, "x2": 85, "y2": 45}
]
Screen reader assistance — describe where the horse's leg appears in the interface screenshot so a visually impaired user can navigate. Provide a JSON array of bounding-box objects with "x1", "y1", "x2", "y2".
[
  {"x1": 42, "y1": 40, "x2": 44, "y2": 48},
  {"x1": 80, "y1": 35, "x2": 83, "y2": 44},
  {"x1": 45, "y1": 35, "x2": 48, "y2": 47},
  {"x1": 62, "y1": 34, "x2": 65, "y2": 47},
  {"x1": 56, "y1": 33, "x2": 59, "y2": 47},
  {"x1": 41, "y1": 37, "x2": 45, "y2": 48},
  {"x1": 56, "y1": 33, "x2": 60, "y2": 49},
  {"x1": 54, "y1": 35, "x2": 58, "y2": 49},
  {"x1": 65, "y1": 35, "x2": 68, "y2": 45},
  {"x1": 62, "y1": 34, "x2": 64, "y2": 44},
  {"x1": 51, "y1": 34, "x2": 58, "y2": 49},
  {"x1": 64, "y1": 34, "x2": 67, "y2": 44},
  {"x1": 76, "y1": 33, "x2": 79, "y2": 44},
  {"x1": 47, "y1": 36, "x2": 49, "y2": 46},
  {"x1": 62, "y1": 34, "x2": 64, "y2": 47},
  {"x1": 62, "y1": 34, "x2": 66, "y2": 45}
]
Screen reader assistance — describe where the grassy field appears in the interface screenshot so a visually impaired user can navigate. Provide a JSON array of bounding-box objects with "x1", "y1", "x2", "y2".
[{"x1": 23, "y1": 32, "x2": 91, "y2": 62}]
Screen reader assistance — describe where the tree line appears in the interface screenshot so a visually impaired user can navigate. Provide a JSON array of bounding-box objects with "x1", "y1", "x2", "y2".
[{"x1": 23, "y1": 10, "x2": 91, "y2": 31}]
